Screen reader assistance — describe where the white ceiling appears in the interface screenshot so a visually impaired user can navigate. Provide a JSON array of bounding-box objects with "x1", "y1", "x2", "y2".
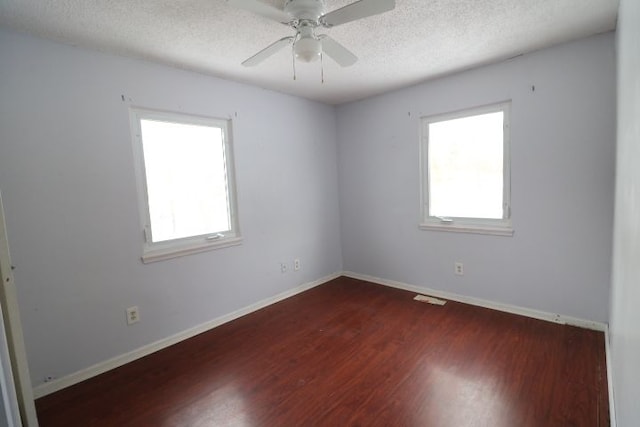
[{"x1": 0, "y1": 0, "x2": 618, "y2": 105}]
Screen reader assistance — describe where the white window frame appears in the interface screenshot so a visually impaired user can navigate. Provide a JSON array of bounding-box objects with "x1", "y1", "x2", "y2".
[
  {"x1": 419, "y1": 101, "x2": 513, "y2": 236},
  {"x1": 130, "y1": 107, "x2": 242, "y2": 263}
]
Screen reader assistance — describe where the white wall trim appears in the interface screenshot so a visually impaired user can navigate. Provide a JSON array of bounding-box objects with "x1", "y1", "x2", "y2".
[
  {"x1": 342, "y1": 271, "x2": 607, "y2": 331},
  {"x1": 34, "y1": 270, "x2": 612, "y2": 408},
  {"x1": 604, "y1": 326, "x2": 616, "y2": 427},
  {"x1": 33, "y1": 272, "x2": 341, "y2": 399}
]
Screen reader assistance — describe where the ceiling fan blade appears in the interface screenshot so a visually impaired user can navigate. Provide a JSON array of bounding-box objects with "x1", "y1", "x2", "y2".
[
  {"x1": 227, "y1": 0, "x2": 290, "y2": 24},
  {"x1": 321, "y1": 36, "x2": 357, "y2": 67},
  {"x1": 242, "y1": 36, "x2": 295, "y2": 67},
  {"x1": 320, "y1": 0, "x2": 395, "y2": 28}
]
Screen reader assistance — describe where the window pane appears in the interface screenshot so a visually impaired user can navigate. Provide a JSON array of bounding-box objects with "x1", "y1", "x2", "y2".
[
  {"x1": 428, "y1": 111, "x2": 504, "y2": 219},
  {"x1": 140, "y1": 119, "x2": 231, "y2": 242}
]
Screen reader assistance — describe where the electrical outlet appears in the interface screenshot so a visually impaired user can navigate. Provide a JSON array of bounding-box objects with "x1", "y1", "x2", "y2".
[
  {"x1": 294, "y1": 258, "x2": 301, "y2": 271},
  {"x1": 126, "y1": 306, "x2": 140, "y2": 325},
  {"x1": 454, "y1": 262, "x2": 464, "y2": 276},
  {"x1": 280, "y1": 262, "x2": 288, "y2": 273}
]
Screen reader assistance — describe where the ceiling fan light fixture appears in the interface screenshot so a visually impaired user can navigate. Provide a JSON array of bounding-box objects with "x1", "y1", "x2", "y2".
[
  {"x1": 231, "y1": 0, "x2": 396, "y2": 68},
  {"x1": 294, "y1": 37, "x2": 321, "y2": 62}
]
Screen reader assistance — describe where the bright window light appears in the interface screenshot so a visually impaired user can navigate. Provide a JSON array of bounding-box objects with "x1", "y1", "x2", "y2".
[
  {"x1": 428, "y1": 112, "x2": 504, "y2": 219},
  {"x1": 140, "y1": 119, "x2": 230, "y2": 242},
  {"x1": 420, "y1": 102, "x2": 512, "y2": 236},
  {"x1": 131, "y1": 109, "x2": 241, "y2": 262}
]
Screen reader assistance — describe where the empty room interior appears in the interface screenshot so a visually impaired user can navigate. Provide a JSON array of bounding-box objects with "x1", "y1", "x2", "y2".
[{"x1": 0, "y1": 0, "x2": 639, "y2": 426}]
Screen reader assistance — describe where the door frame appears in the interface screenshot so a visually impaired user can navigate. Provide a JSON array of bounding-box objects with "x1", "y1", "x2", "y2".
[{"x1": 0, "y1": 192, "x2": 38, "y2": 426}]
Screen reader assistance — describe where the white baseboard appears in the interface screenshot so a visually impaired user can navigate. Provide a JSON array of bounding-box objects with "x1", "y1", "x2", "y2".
[
  {"x1": 34, "y1": 270, "x2": 612, "y2": 412},
  {"x1": 342, "y1": 271, "x2": 607, "y2": 331},
  {"x1": 33, "y1": 272, "x2": 341, "y2": 399}
]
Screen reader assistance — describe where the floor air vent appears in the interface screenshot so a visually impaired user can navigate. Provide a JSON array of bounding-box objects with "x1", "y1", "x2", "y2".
[{"x1": 414, "y1": 294, "x2": 447, "y2": 306}]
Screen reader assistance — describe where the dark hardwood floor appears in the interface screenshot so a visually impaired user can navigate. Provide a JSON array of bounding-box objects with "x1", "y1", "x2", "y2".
[{"x1": 36, "y1": 277, "x2": 609, "y2": 426}]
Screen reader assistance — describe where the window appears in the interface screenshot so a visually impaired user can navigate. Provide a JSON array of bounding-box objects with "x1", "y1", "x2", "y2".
[
  {"x1": 420, "y1": 102, "x2": 512, "y2": 236},
  {"x1": 130, "y1": 108, "x2": 241, "y2": 262}
]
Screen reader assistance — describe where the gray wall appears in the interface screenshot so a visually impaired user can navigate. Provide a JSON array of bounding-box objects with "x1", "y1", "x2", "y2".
[
  {"x1": 337, "y1": 33, "x2": 616, "y2": 323},
  {"x1": 0, "y1": 29, "x2": 343, "y2": 387},
  {"x1": 0, "y1": 27, "x2": 620, "y2": 395},
  {"x1": 0, "y1": 398, "x2": 7, "y2": 427},
  {"x1": 610, "y1": 0, "x2": 640, "y2": 425}
]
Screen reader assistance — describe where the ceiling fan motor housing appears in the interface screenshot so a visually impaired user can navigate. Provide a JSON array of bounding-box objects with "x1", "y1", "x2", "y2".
[{"x1": 284, "y1": 0, "x2": 325, "y2": 21}]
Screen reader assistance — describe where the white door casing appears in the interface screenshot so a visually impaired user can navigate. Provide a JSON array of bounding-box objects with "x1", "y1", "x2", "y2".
[{"x1": 0, "y1": 192, "x2": 38, "y2": 426}]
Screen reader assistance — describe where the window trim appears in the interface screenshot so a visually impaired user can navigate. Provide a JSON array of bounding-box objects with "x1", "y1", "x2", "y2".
[
  {"x1": 129, "y1": 107, "x2": 242, "y2": 263},
  {"x1": 419, "y1": 101, "x2": 513, "y2": 236}
]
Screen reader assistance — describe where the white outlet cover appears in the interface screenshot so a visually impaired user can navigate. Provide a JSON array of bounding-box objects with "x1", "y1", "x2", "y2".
[
  {"x1": 454, "y1": 262, "x2": 464, "y2": 275},
  {"x1": 126, "y1": 306, "x2": 140, "y2": 325}
]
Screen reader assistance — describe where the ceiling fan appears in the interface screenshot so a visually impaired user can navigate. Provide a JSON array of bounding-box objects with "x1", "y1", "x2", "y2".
[{"x1": 228, "y1": 0, "x2": 396, "y2": 67}]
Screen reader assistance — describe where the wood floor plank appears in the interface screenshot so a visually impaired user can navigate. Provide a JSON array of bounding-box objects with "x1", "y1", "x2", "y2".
[{"x1": 36, "y1": 277, "x2": 609, "y2": 426}]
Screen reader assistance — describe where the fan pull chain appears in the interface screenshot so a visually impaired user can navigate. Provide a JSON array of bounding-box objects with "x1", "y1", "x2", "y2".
[
  {"x1": 292, "y1": 45, "x2": 297, "y2": 80},
  {"x1": 320, "y1": 52, "x2": 324, "y2": 84}
]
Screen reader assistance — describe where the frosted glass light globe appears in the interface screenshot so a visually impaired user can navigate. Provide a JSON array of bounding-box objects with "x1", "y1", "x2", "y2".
[{"x1": 294, "y1": 37, "x2": 321, "y2": 62}]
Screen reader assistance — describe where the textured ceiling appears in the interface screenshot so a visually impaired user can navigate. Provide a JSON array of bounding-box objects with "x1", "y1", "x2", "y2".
[{"x1": 0, "y1": 0, "x2": 618, "y2": 104}]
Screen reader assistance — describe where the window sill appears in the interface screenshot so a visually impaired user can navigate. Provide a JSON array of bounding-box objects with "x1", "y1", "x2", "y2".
[
  {"x1": 419, "y1": 222, "x2": 514, "y2": 237},
  {"x1": 142, "y1": 236, "x2": 243, "y2": 263}
]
